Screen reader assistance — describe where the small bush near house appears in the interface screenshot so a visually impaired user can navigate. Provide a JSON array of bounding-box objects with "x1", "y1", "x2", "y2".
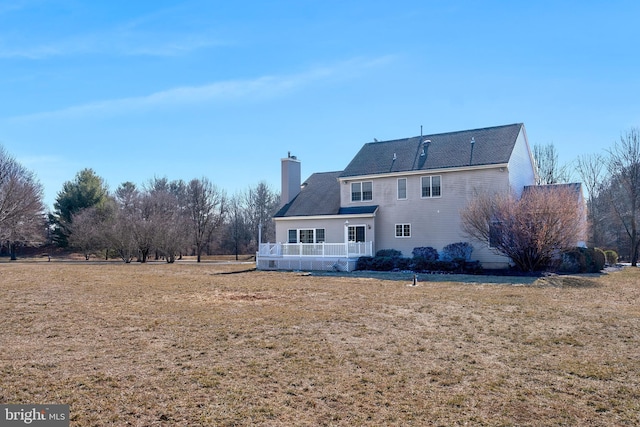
[
  {"x1": 593, "y1": 248, "x2": 606, "y2": 270},
  {"x1": 372, "y1": 256, "x2": 396, "y2": 271},
  {"x1": 604, "y1": 249, "x2": 619, "y2": 265},
  {"x1": 357, "y1": 246, "x2": 482, "y2": 274},
  {"x1": 355, "y1": 256, "x2": 374, "y2": 271},
  {"x1": 376, "y1": 249, "x2": 403, "y2": 258},
  {"x1": 441, "y1": 242, "x2": 473, "y2": 261},
  {"x1": 559, "y1": 247, "x2": 606, "y2": 273},
  {"x1": 411, "y1": 247, "x2": 439, "y2": 261},
  {"x1": 356, "y1": 250, "x2": 405, "y2": 271}
]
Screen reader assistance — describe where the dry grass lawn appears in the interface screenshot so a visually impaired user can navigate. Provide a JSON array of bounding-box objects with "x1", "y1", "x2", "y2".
[{"x1": 1, "y1": 261, "x2": 639, "y2": 426}]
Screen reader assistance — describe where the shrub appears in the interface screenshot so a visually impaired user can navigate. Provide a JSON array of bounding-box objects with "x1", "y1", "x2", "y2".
[
  {"x1": 411, "y1": 247, "x2": 439, "y2": 261},
  {"x1": 441, "y1": 242, "x2": 473, "y2": 261},
  {"x1": 463, "y1": 261, "x2": 483, "y2": 275},
  {"x1": 394, "y1": 257, "x2": 412, "y2": 271},
  {"x1": 355, "y1": 256, "x2": 374, "y2": 271},
  {"x1": 371, "y1": 256, "x2": 395, "y2": 271},
  {"x1": 603, "y1": 249, "x2": 619, "y2": 265},
  {"x1": 592, "y1": 248, "x2": 606, "y2": 272},
  {"x1": 376, "y1": 249, "x2": 403, "y2": 258},
  {"x1": 559, "y1": 249, "x2": 584, "y2": 273},
  {"x1": 559, "y1": 247, "x2": 605, "y2": 273}
]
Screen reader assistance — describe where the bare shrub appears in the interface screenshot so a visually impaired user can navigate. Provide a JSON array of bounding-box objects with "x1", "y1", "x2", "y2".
[{"x1": 461, "y1": 185, "x2": 586, "y2": 272}]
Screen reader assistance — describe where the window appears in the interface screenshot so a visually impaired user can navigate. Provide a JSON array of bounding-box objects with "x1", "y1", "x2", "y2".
[
  {"x1": 299, "y1": 229, "x2": 314, "y2": 243},
  {"x1": 421, "y1": 175, "x2": 441, "y2": 198},
  {"x1": 351, "y1": 181, "x2": 373, "y2": 202},
  {"x1": 397, "y1": 178, "x2": 407, "y2": 200},
  {"x1": 288, "y1": 228, "x2": 326, "y2": 243},
  {"x1": 395, "y1": 224, "x2": 411, "y2": 238},
  {"x1": 348, "y1": 225, "x2": 366, "y2": 242},
  {"x1": 489, "y1": 221, "x2": 502, "y2": 248}
]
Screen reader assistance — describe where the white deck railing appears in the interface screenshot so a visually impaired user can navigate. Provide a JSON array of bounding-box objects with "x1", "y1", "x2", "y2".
[{"x1": 258, "y1": 242, "x2": 373, "y2": 258}]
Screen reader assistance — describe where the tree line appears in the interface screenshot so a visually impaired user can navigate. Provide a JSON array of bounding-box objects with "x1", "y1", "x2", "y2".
[
  {"x1": 2, "y1": 127, "x2": 640, "y2": 266},
  {"x1": 0, "y1": 148, "x2": 280, "y2": 261}
]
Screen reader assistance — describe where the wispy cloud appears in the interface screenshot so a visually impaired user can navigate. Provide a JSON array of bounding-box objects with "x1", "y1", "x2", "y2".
[
  {"x1": 0, "y1": 1, "x2": 228, "y2": 59},
  {"x1": 0, "y1": 30, "x2": 226, "y2": 59},
  {"x1": 6, "y1": 56, "x2": 394, "y2": 122}
]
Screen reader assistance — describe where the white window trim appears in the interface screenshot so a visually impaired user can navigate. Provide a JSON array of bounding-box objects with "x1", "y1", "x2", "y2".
[
  {"x1": 395, "y1": 223, "x2": 411, "y2": 238},
  {"x1": 421, "y1": 175, "x2": 442, "y2": 199},
  {"x1": 288, "y1": 228, "x2": 326, "y2": 243},
  {"x1": 351, "y1": 181, "x2": 373, "y2": 202},
  {"x1": 348, "y1": 225, "x2": 366, "y2": 242},
  {"x1": 397, "y1": 178, "x2": 407, "y2": 200}
]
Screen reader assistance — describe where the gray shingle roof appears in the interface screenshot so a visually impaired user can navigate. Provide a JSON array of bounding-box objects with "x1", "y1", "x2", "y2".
[
  {"x1": 274, "y1": 171, "x2": 342, "y2": 217},
  {"x1": 275, "y1": 123, "x2": 525, "y2": 218},
  {"x1": 340, "y1": 123, "x2": 524, "y2": 178}
]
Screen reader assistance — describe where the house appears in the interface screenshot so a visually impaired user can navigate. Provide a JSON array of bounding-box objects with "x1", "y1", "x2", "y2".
[{"x1": 257, "y1": 123, "x2": 538, "y2": 271}]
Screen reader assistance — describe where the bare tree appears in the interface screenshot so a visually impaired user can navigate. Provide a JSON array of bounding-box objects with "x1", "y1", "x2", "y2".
[
  {"x1": 146, "y1": 179, "x2": 189, "y2": 263},
  {"x1": 533, "y1": 142, "x2": 572, "y2": 185},
  {"x1": 244, "y1": 181, "x2": 279, "y2": 251},
  {"x1": 225, "y1": 192, "x2": 251, "y2": 259},
  {"x1": 0, "y1": 145, "x2": 46, "y2": 259},
  {"x1": 461, "y1": 185, "x2": 586, "y2": 271},
  {"x1": 606, "y1": 128, "x2": 640, "y2": 265},
  {"x1": 69, "y1": 206, "x2": 109, "y2": 260},
  {"x1": 575, "y1": 153, "x2": 606, "y2": 247},
  {"x1": 186, "y1": 177, "x2": 226, "y2": 262}
]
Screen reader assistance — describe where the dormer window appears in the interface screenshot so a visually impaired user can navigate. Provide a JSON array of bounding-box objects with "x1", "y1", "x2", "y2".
[{"x1": 351, "y1": 181, "x2": 373, "y2": 202}]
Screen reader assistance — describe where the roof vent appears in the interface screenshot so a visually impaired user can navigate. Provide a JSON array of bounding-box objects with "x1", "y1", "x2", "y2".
[
  {"x1": 470, "y1": 137, "x2": 475, "y2": 145},
  {"x1": 420, "y1": 139, "x2": 430, "y2": 156},
  {"x1": 393, "y1": 153, "x2": 397, "y2": 161}
]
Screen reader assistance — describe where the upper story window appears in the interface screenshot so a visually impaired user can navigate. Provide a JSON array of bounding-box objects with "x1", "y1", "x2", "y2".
[
  {"x1": 397, "y1": 178, "x2": 407, "y2": 200},
  {"x1": 421, "y1": 175, "x2": 441, "y2": 198},
  {"x1": 351, "y1": 181, "x2": 373, "y2": 202}
]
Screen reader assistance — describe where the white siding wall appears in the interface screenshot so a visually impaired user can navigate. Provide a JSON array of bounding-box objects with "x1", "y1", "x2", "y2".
[
  {"x1": 508, "y1": 127, "x2": 536, "y2": 196},
  {"x1": 274, "y1": 217, "x2": 375, "y2": 247},
  {"x1": 342, "y1": 168, "x2": 513, "y2": 267}
]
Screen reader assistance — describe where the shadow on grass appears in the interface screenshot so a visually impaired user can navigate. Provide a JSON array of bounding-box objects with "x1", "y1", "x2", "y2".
[{"x1": 311, "y1": 269, "x2": 609, "y2": 287}]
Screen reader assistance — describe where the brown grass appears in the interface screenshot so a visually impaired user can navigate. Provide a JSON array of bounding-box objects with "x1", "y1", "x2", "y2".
[{"x1": 1, "y1": 262, "x2": 639, "y2": 426}]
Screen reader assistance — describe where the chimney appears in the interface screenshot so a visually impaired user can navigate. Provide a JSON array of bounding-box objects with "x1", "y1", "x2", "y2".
[{"x1": 281, "y1": 153, "x2": 301, "y2": 207}]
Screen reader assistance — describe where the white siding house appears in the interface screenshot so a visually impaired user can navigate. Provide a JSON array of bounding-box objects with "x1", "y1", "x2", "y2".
[{"x1": 257, "y1": 123, "x2": 539, "y2": 271}]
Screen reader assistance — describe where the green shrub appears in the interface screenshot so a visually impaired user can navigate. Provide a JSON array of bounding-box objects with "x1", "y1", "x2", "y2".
[
  {"x1": 411, "y1": 247, "x2": 439, "y2": 261},
  {"x1": 463, "y1": 261, "x2": 483, "y2": 274},
  {"x1": 371, "y1": 256, "x2": 395, "y2": 271},
  {"x1": 593, "y1": 248, "x2": 606, "y2": 271},
  {"x1": 559, "y1": 247, "x2": 605, "y2": 273},
  {"x1": 376, "y1": 249, "x2": 402, "y2": 258},
  {"x1": 441, "y1": 242, "x2": 473, "y2": 261},
  {"x1": 356, "y1": 256, "x2": 374, "y2": 271},
  {"x1": 394, "y1": 257, "x2": 412, "y2": 271},
  {"x1": 603, "y1": 249, "x2": 619, "y2": 265}
]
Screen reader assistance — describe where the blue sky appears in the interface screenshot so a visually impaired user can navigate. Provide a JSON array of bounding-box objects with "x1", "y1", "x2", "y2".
[{"x1": 1, "y1": 0, "x2": 639, "y2": 209}]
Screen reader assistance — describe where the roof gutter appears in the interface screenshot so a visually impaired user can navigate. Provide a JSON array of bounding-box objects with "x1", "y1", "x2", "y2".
[
  {"x1": 274, "y1": 212, "x2": 377, "y2": 221},
  {"x1": 338, "y1": 163, "x2": 509, "y2": 182}
]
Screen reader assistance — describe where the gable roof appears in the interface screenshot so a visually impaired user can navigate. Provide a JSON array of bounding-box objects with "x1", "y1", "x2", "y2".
[
  {"x1": 274, "y1": 171, "x2": 343, "y2": 217},
  {"x1": 340, "y1": 123, "x2": 524, "y2": 178}
]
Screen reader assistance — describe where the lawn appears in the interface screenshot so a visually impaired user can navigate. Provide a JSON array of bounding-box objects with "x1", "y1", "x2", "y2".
[{"x1": 1, "y1": 261, "x2": 639, "y2": 426}]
